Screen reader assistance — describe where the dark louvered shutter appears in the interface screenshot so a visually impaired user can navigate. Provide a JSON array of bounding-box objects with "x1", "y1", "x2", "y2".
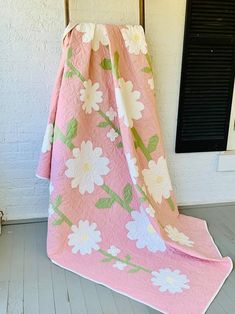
[{"x1": 176, "y1": 0, "x2": 235, "y2": 153}]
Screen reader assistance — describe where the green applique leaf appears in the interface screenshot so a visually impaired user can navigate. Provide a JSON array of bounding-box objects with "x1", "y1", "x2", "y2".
[
  {"x1": 67, "y1": 47, "x2": 73, "y2": 59},
  {"x1": 167, "y1": 196, "x2": 175, "y2": 211},
  {"x1": 147, "y1": 135, "x2": 159, "y2": 153},
  {"x1": 100, "y1": 58, "x2": 112, "y2": 70},
  {"x1": 52, "y1": 217, "x2": 64, "y2": 225},
  {"x1": 142, "y1": 66, "x2": 152, "y2": 73},
  {"x1": 123, "y1": 184, "x2": 132, "y2": 203},
  {"x1": 98, "y1": 121, "x2": 109, "y2": 128},
  {"x1": 113, "y1": 51, "x2": 120, "y2": 79},
  {"x1": 96, "y1": 197, "x2": 115, "y2": 208},
  {"x1": 65, "y1": 71, "x2": 73, "y2": 78},
  {"x1": 66, "y1": 118, "x2": 78, "y2": 140},
  {"x1": 117, "y1": 141, "x2": 123, "y2": 148}
]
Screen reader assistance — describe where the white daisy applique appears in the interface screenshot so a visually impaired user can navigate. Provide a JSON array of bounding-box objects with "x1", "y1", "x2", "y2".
[
  {"x1": 107, "y1": 129, "x2": 118, "y2": 142},
  {"x1": 113, "y1": 261, "x2": 127, "y2": 271},
  {"x1": 121, "y1": 25, "x2": 147, "y2": 55},
  {"x1": 115, "y1": 78, "x2": 144, "y2": 128},
  {"x1": 151, "y1": 268, "x2": 190, "y2": 294},
  {"x1": 106, "y1": 107, "x2": 117, "y2": 121},
  {"x1": 142, "y1": 156, "x2": 172, "y2": 204},
  {"x1": 107, "y1": 245, "x2": 121, "y2": 257},
  {"x1": 68, "y1": 220, "x2": 101, "y2": 255},
  {"x1": 80, "y1": 79, "x2": 103, "y2": 114},
  {"x1": 65, "y1": 141, "x2": 110, "y2": 194},
  {"x1": 125, "y1": 208, "x2": 166, "y2": 253}
]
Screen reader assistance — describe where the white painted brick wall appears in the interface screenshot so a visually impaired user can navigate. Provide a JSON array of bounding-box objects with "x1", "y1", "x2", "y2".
[
  {"x1": 0, "y1": 0, "x2": 64, "y2": 220},
  {"x1": 1, "y1": 0, "x2": 234, "y2": 221}
]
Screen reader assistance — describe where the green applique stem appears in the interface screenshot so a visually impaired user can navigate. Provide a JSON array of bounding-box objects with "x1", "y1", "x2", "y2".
[
  {"x1": 65, "y1": 47, "x2": 85, "y2": 82},
  {"x1": 97, "y1": 110, "x2": 121, "y2": 135},
  {"x1": 96, "y1": 183, "x2": 134, "y2": 213},
  {"x1": 51, "y1": 196, "x2": 73, "y2": 227},
  {"x1": 167, "y1": 196, "x2": 175, "y2": 211},
  {"x1": 99, "y1": 249, "x2": 152, "y2": 273},
  {"x1": 131, "y1": 128, "x2": 159, "y2": 162},
  {"x1": 131, "y1": 127, "x2": 151, "y2": 161},
  {"x1": 53, "y1": 118, "x2": 78, "y2": 150},
  {"x1": 142, "y1": 53, "x2": 153, "y2": 74}
]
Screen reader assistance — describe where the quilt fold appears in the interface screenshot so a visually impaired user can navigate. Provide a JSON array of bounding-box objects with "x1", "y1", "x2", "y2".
[{"x1": 37, "y1": 23, "x2": 233, "y2": 314}]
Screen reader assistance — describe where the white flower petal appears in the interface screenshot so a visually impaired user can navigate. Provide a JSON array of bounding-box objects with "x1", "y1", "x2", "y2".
[
  {"x1": 92, "y1": 25, "x2": 109, "y2": 51},
  {"x1": 148, "y1": 78, "x2": 154, "y2": 90},
  {"x1": 125, "y1": 153, "x2": 139, "y2": 185},
  {"x1": 41, "y1": 123, "x2": 54, "y2": 153},
  {"x1": 76, "y1": 23, "x2": 95, "y2": 43}
]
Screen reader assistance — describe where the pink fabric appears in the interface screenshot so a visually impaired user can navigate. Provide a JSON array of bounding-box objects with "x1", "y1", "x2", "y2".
[{"x1": 37, "y1": 23, "x2": 232, "y2": 314}]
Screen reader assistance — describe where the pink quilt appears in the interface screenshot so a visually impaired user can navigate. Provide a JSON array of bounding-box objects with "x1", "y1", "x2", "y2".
[{"x1": 37, "y1": 23, "x2": 233, "y2": 314}]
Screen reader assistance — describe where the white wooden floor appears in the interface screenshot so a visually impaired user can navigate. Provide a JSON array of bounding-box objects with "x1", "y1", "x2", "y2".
[{"x1": 0, "y1": 205, "x2": 234, "y2": 314}]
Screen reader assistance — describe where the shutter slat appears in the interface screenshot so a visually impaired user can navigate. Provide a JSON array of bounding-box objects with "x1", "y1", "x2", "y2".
[{"x1": 176, "y1": 0, "x2": 235, "y2": 153}]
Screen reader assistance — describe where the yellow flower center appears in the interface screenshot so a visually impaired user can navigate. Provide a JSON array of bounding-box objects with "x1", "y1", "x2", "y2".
[
  {"x1": 166, "y1": 276, "x2": 174, "y2": 284},
  {"x1": 146, "y1": 224, "x2": 156, "y2": 234},
  {"x1": 83, "y1": 162, "x2": 91, "y2": 172},
  {"x1": 132, "y1": 33, "x2": 140, "y2": 43},
  {"x1": 174, "y1": 234, "x2": 182, "y2": 241},
  {"x1": 156, "y1": 175, "x2": 164, "y2": 184},
  {"x1": 80, "y1": 233, "x2": 89, "y2": 241}
]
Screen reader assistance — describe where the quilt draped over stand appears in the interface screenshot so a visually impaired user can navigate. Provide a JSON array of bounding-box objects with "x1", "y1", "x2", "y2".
[{"x1": 37, "y1": 23, "x2": 233, "y2": 314}]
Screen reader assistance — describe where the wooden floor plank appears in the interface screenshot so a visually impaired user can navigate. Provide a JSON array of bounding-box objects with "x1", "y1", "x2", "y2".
[
  {"x1": 131, "y1": 300, "x2": 151, "y2": 314},
  {"x1": 112, "y1": 291, "x2": 135, "y2": 314},
  {"x1": 0, "y1": 225, "x2": 13, "y2": 281},
  {"x1": 36, "y1": 223, "x2": 56, "y2": 314},
  {"x1": 79, "y1": 277, "x2": 103, "y2": 314},
  {"x1": 66, "y1": 271, "x2": 88, "y2": 314},
  {"x1": 51, "y1": 263, "x2": 72, "y2": 314},
  {"x1": 148, "y1": 308, "x2": 163, "y2": 314},
  {"x1": 7, "y1": 225, "x2": 24, "y2": 314},
  {"x1": 96, "y1": 284, "x2": 119, "y2": 314},
  {"x1": 23, "y1": 224, "x2": 39, "y2": 314},
  {"x1": 0, "y1": 281, "x2": 8, "y2": 314}
]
